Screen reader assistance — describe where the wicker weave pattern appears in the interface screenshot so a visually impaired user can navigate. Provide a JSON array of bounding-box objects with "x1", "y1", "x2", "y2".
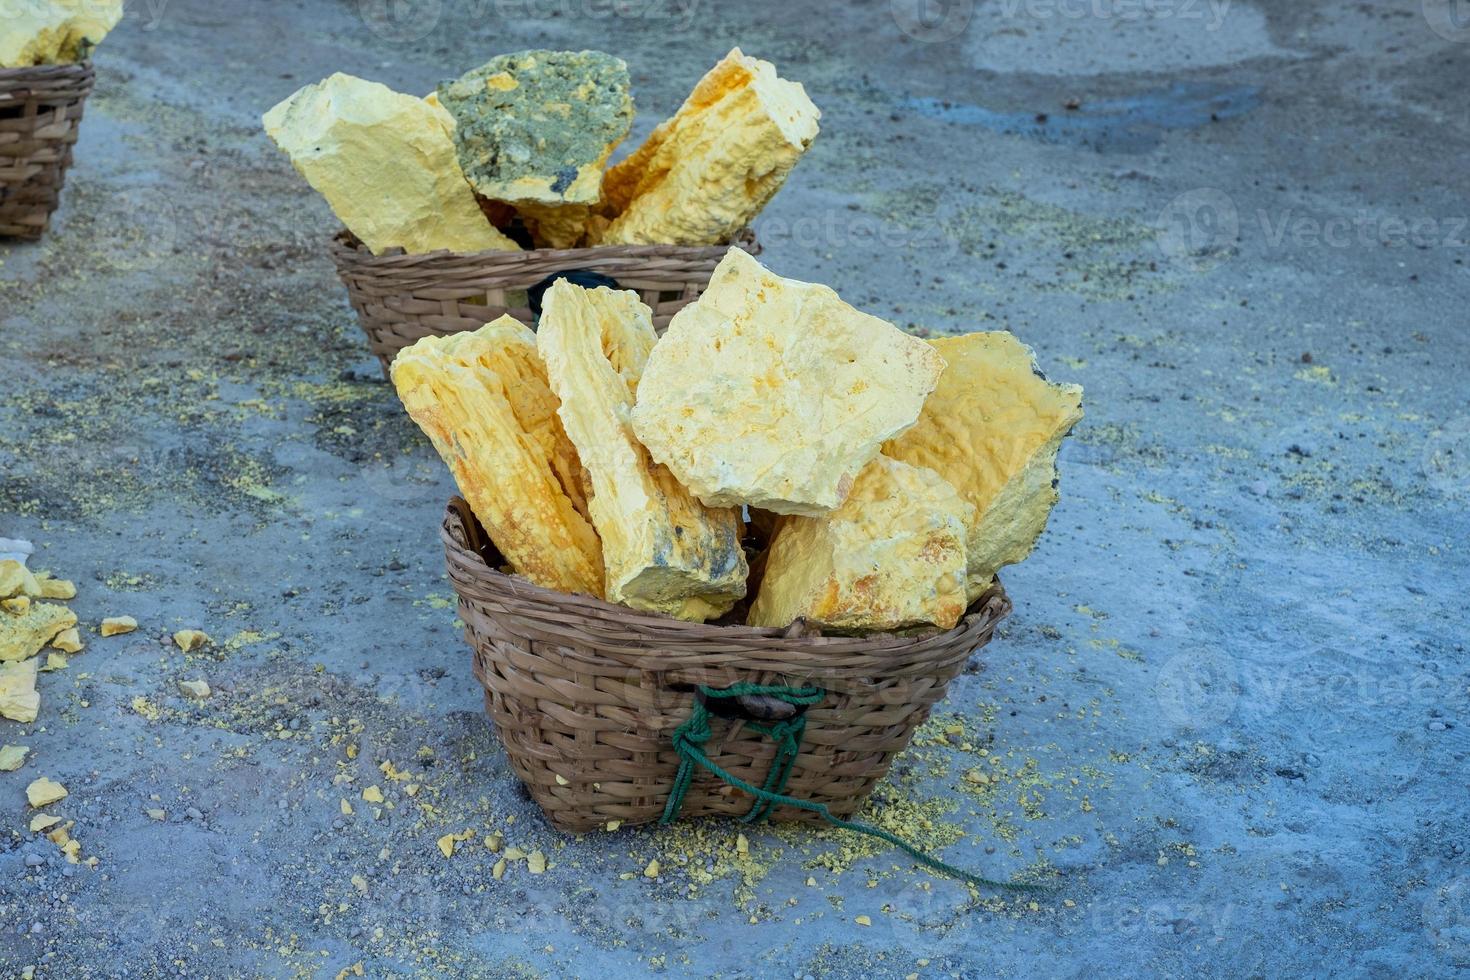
[
  {"x1": 442, "y1": 502, "x2": 1010, "y2": 833},
  {"x1": 330, "y1": 230, "x2": 759, "y2": 376},
  {"x1": 0, "y1": 63, "x2": 94, "y2": 240}
]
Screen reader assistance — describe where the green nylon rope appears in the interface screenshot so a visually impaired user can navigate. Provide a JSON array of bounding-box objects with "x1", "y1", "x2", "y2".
[{"x1": 660, "y1": 683, "x2": 1047, "y2": 894}]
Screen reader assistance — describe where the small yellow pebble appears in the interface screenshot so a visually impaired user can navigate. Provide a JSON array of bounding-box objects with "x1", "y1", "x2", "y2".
[
  {"x1": 437, "y1": 834, "x2": 457, "y2": 858},
  {"x1": 100, "y1": 616, "x2": 137, "y2": 637},
  {"x1": 29, "y1": 814, "x2": 61, "y2": 832},
  {"x1": 361, "y1": 786, "x2": 384, "y2": 804},
  {"x1": 736, "y1": 833, "x2": 749, "y2": 855},
  {"x1": 38, "y1": 578, "x2": 75, "y2": 600},
  {"x1": 26, "y1": 777, "x2": 67, "y2": 808},
  {"x1": 855, "y1": 915, "x2": 872, "y2": 927},
  {"x1": 173, "y1": 630, "x2": 211, "y2": 652},
  {"x1": 492, "y1": 858, "x2": 506, "y2": 880},
  {"x1": 351, "y1": 874, "x2": 369, "y2": 895},
  {"x1": 806, "y1": 877, "x2": 817, "y2": 887},
  {"x1": 644, "y1": 859, "x2": 660, "y2": 879},
  {"x1": 0, "y1": 745, "x2": 28, "y2": 771},
  {"x1": 340, "y1": 799, "x2": 353, "y2": 816},
  {"x1": 50, "y1": 627, "x2": 83, "y2": 654},
  {"x1": 146, "y1": 808, "x2": 166, "y2": 821},
  {"x1": 527, "y1": 850, "x2": 547, "y2": 874},
  {"x1": 178, "y1": 679, "x2": 211, "y2": 699},
  {"x1": 604, "y1": 820, "x2": 622, "y2": 832},
  {"x1": 485, "y1": 832, "x2": 503, "y2": 853},
  {"x1": 554, "y1": 774, "x2": 570, "y2": 786}
]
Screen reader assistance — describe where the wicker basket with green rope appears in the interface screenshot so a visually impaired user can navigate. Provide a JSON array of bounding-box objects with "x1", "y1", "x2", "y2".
[{"x1": 442, "y1": 498, "x2": 1028, "y2": 889}]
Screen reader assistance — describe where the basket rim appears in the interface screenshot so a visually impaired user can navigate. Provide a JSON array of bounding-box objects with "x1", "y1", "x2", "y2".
[
  {"x1": 440, "y1": 498, "x2": 1010, "y2": 657},
  {"x1": 0, "y1": 60, "x2": 95, "y2": 102},
  {"x1": 329, "y1": 226, "x2": 758, "y2": 271}
]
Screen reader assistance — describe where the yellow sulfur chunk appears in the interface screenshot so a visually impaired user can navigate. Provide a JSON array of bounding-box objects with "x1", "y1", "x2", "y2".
[
  {"x1": 538, "y1": 281, "x2": 746, "y2": 621},
  {"x1": 597, "y1": 48, "x2": 820, "y2": 246},
  {"x1": 632, "y1": 249, "x2": 945, "y2": 516},
  {"x1": 100, "y1": 616, "x2": 137, "y2": 637},
  {"x1": 0, "y1": 602, "x2": 76, "y2": 662},
  {"x1": 50, "y1": 627, "x2": 82, "y2": 654},
  {"x1": 26, "y1": 776, "x2": 67, "y2": 808},
  {"x1": 0, "y1": 744, "x2": 28, "y2": 771},
  {"x1": 177, "y1": 679, "x2": 211, "y2": 700},
  {"x1": 391, "y1": 316, "x2": 604, "y2": 597},
  {"x1": 173, "y1": 629, "x2": 210, "y2": 652},
  {"x1": 0, "y1": 660, "x2": 39, "y2": 722},
  {"x1": 884, "y1": 331, "x2": 1083, "y2": 600},
  {"x1": 36, "y1": 575, "x2": 76, "y2": 600},
  {"x1": 262, "y1": 73, "x2": 519, "y2": 256},
  {"x1": 749, "y1": 457, "x2": 972, "y2": 631},
  {"x1": 0, "y1": 0, "x2": 123, "y2": 68},
  {"x1": 0, "y1": 560, "x2": 40, "y2": 599}
]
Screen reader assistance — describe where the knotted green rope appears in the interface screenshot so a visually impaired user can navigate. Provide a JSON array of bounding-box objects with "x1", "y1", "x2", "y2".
[{"x1": 660, "y1": 683, "x2": 1045, "y2": 893}]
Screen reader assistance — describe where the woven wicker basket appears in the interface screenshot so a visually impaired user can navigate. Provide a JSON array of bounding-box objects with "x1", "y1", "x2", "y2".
[
  {"x1": 329, "y1": 229, "x2": 760, "y2": 377},
  {"x1": 0, "y1": 62, "x2": 94, "y2": 240},
  {"x1": 442, "y1": 499, "x2": 1010, "y2": 833}
]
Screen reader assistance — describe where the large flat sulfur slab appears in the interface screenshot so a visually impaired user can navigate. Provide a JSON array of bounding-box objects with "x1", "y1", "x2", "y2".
[{"x1": 632, "y1": 248, "x2": 945, "y2": 516}]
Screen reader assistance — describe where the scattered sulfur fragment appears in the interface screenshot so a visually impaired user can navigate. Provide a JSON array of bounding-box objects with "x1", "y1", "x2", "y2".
[
  {"x1": 177, "y1": 679, "x2": 211, "y2": 699},
  {"x1": 36, "y1": 576, "x2": 75, "y2": 600},
  {"x1": 50, "y1": 627, "x2": 82, "y2": 654},
  {"x1": 173, "y1": 630, "x2": 210, "y2": 652},
  {"x1": 26, "y1": 776, "x2": 67, "y2": 808},
  {"x1": 100, "y1": 616, "x2": 137, "y2": 637},
  {"x1": 526, "y1": 850, "x2": 547, "y2": 874},
  {"x1": 632, "y1": 248, "x2": 945, "y2": 516},
  {"x1": 0, "y1": 745, "x2": 29, "y2": 771},
  {"x1": 644, "y1": 859, "x2": 661, "y2": 879},
  {"x1": 30, "y1": 814, "x2": 62, "y2": 833},
  {"x1": 0, "y1": 660, "x2": 40, "y2": 723}
]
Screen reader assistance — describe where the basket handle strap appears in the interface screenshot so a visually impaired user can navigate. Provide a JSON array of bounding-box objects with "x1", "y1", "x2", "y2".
[{"x1": 659, "y1": 684, "x2": 1045, "y2": 893}]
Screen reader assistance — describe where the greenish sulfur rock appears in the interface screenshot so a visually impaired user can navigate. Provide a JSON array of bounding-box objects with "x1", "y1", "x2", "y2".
[{"x1": 438, "y1": 50, "x2": 634, "y2": 209}]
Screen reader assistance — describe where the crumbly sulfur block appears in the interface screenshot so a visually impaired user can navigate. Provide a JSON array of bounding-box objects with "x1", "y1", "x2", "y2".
[
  {"x1": 0, "y1": 0, "x2": 123, "y2": 68},
  {"x1": 0, "y1": 602, "x2": 77, "y2": 663},
  {"x1": 748, "y1": 457, "x2": 973, "y2": 632},
  {"x1": 632, "y1": 248, "x2": 945, "y2": 516},
  {"x1": 391, "y1": 316, "x2": 604, "y2": 597},
  {"x1": 884, "y1": 331, "x2": 1083, "y2": 600},
  {"x1": 0, "y1": 659, "x2": 40, "y2": 723},
  {"x1": 439, "y1": 49, "x2": 632, "y2": 212},
  {"x1": 538, "y1": 281, "x2": 747, "y2": 621},
  {"x1": 0, "y1": 560, "x2": 40, "y2": 600},
  {"x1": 262, "y1": 73, "x2": 519, "y2": 256},
  {"x1": 596, "y1": 48, "x2": 819, "y2": 246}
]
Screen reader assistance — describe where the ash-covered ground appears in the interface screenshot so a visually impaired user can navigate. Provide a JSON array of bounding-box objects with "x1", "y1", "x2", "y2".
[{"x1": 1, "y1": 1, "x2": 1467, "y2": 977}]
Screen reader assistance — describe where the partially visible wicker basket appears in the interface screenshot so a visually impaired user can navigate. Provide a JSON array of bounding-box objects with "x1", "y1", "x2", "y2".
[
  {"x1": 0, "y1": 62, "x2": 95, "y2": 241},
  {"x1": 442, "y1": 499, "x2": 1010, "y2": 834},
  {"x1": 329, "y1": 229, "x2": 760, "y2": 377}
]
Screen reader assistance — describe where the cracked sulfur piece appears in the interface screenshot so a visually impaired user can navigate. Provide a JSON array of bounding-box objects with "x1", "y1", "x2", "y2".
[
  {"x1": 538, "y1": 280, "x2": 747, "y2": 621},
  {"x1": 884, "y1": 331, "x2": 1083, "y2": 600}
]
